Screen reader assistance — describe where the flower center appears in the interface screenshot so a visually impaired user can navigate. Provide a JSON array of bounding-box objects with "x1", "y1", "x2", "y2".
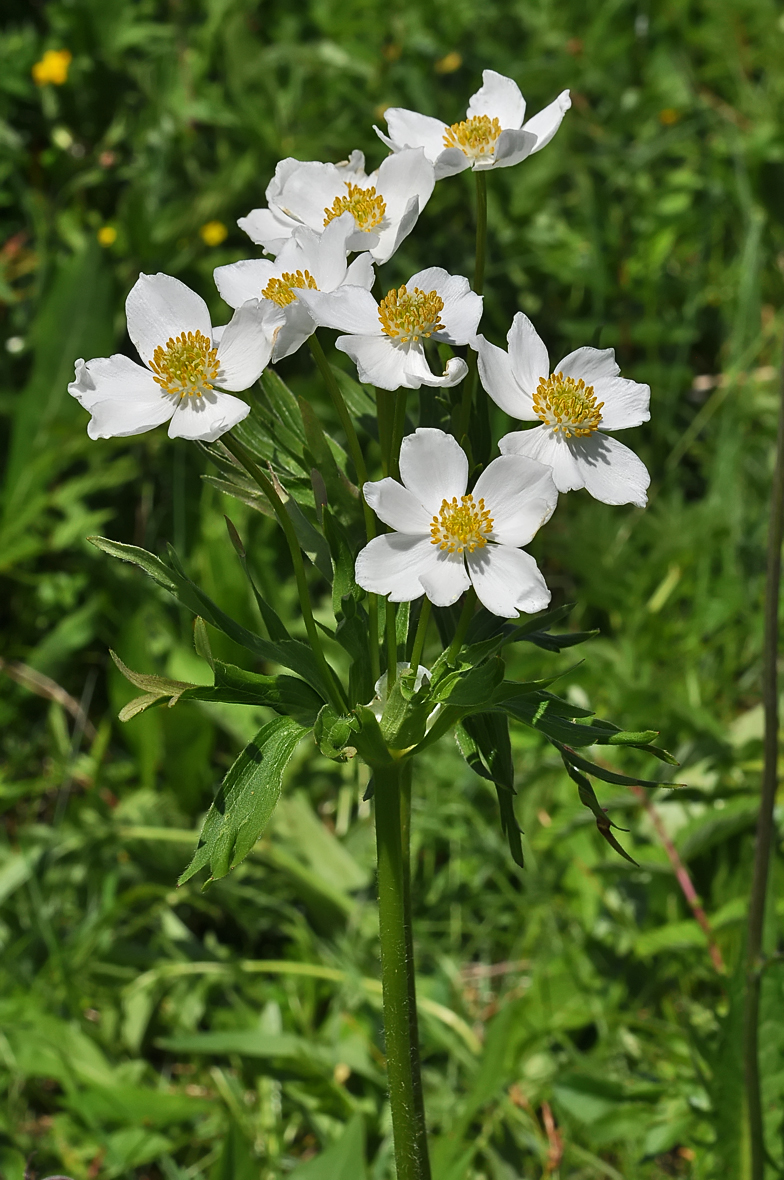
[
  {"x1": 430, "y1": 494, "x2": 494, "y2": 554},
  {"x1": 443, "y1": 115, "x2": 503, "y2": 160},
  {"x1": 323, "y1": 182, "x2": 386, "y2": 232},
  {"x1": 378, "y1": 285, "x2": 445, "y2": 344},
  {"x1": 262, "y1": 269, "x2": 318, "y2": 307},
  {"x1": 533, "y1": 372, "x2": 604, "y2": 438},
  {"x1": 149, "y1": 330, "x2": 220, "y2": 399}
]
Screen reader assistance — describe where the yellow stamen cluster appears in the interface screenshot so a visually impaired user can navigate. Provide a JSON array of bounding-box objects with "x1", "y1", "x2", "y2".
[
  {"x1": 378, "y1": 285, "x2": 445, "y2": 344},
  {"x1": 263, "y1": 269, "x2": 318, "y2": 307},
  {"x1": 430, "y1": 494, "x2": 494, "y2": 554},
  {"x1": 443, "y1": 114, "x2": 502, "y2": 160},
  {"x1": 149, "y1": 330, "x2": 219, "y2": 399},
  {"x1": 533, "y1": 372, "x2": 604, "y2": 438},
  {"x1": 323, "y1": 182, "x2": 386, "y2": 232}
]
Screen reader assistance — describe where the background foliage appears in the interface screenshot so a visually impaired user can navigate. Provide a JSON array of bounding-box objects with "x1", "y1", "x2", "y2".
[{"x1": 2, "y1": 0, "x2": 784, "y2": 1177}]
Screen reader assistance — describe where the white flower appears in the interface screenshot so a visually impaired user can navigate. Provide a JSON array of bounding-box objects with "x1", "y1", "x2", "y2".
[
  {"x1": 214, "y1": 213, "x2": 374, "y2": 363},
  {"x1": 356, "y1": 428, "x2": 557, "y2": 618},
  {"x1": 296, "y1": 267, "x2": 481, "y2": 391},
  {"x1": 375, "y1": 69, "x2": 571, "y2": 180},
  {"x1": 238, "y1": 148, "x2": 435, "y2": 265},
  {"x1": 476, "y1": 313, "x2": 651, "y2": 507},
  {"x1": 68, "y1": 273, "x2": 284, "y2": 442}
]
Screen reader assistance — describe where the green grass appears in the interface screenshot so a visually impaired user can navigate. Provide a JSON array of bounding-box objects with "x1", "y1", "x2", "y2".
[{"x1": 2, "y1": 0, "x2": 784, "y2": 1177}]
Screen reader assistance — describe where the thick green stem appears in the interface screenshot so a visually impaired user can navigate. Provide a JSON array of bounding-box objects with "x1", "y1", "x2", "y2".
[
  {"x1": 386, "y1": 599, "x2": 398, "y2": 688},
  {"x1": 376, "y1": 388, "x2": 396, "y2": 476},
  {"x1": 744, "y1": 345, "x2": 784, "y2": 1180},
  {"x1": 390, "y1": 389, "x2": 408, "y2": 480},
  {"x1": 374, "y1": 761, "x2": 431, "y2": 1180},
  {"x1": 221, "y1": 433, "x2": 347, "y2": 712},
  {"x1": 309, "y1": 334, "x2": 380, "y2": 682},
  {"x1": 457, "y1": 171, "x2": 488, "y2": 442},
  {"x1": 409, "y1": 599, "x2": 432, "y2": 671},
  {"x1": 447, "y1": 589, "x2": 477, "y2": 665}
]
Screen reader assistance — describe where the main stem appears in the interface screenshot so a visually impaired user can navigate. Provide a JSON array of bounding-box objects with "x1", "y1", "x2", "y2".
[
  {"x1": 744, "y1": 345, "x2": 784, "y2": 1180},
  {"x1": 457, "y1": 171, "x2": 488, "y2": 442},
  {"x1": 374, "y1": 760, "x2": 431, "y2": 1180}
]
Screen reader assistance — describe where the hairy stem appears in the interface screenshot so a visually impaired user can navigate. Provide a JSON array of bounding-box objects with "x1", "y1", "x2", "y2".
[
  {"x1": 374, "y1": 760, "x2": 431, "y2": 1180},
  {"x1": 390, "y1": 389, "x2": 408, "y2": 480},
  {"x1": 744, "y1": 345, "x2": 784, "y2": 1180},
  {"x1": 457, "y1": 171, "x2": 488, "y2": 442},
  {"x1": 409, "y1": 599, "x2": 432, "y2": 672},
  {"x1": 386, "y1": 599, "x2": 398, "y2": 688},
  {"x1": 447, "y1": 588, "x2": 477, "y2": 665},
  {"x1": 221, "y1": 433, "x2": 347, "y2": 712}
]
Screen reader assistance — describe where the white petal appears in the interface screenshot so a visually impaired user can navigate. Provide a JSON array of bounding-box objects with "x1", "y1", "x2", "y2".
[
  {"x1": 168, "y1": 391, "x2": 250, "y2": 443},
  {"x1": 376, "y1": 149, "x2": 436, "y2": 221},
  {"x1": 467, "y1": 70, "x2": 526, "y2": 128},
  {"x1": 85, "y1": 395, "x2": 175, "y2": 439},
  {"x1": 571, "y1": 434, "x2": 650, "y2": 507},
  {"x1": 237, "y1": 207, "x2": 295, "y2": 251},
  {"x1": 434, "y1": 148, "x2": 471, "y2": 180},
  {"x1": 375, "y1": 110, "x2": 449, "y2": 163},
  {"x1": 492, "y1": 128, "x2": 537, "y2": 169},
  {"x1": 126, "y1": 274, "x2": 212, "y2": 368},
  {"x1": 555, "y1": 345, "x2": 619, "y2": 384},
  {"x1": 213, "y1": 259, "x2": 277, "y2": 310},
  {"x1": 406, "y1": 267, "x2": 482, "y2": 345},
  {"x1": 467, "y1": 545, "x2": 551, "y2": 618},
  {"x1": 420, "y1": 552, "x2": 471, "y2": 607},
  {"x1": 265, "y1": 156, "x2": 304, "y2": 203},
  {"x1": 291, "y1": 213, "x2": 352, "y2": 291},
  {"x1": 499, "y1": 427, "x2": 585, "y2": 493},
  {"x1": 403, "y1": 346, "x2": 468, "y2": 389},
  {"x1": 337, "y1": 149, "x2": 367, "y2": 177},
  {"x1": 399, "y1": 428, "x2": 468, "y2": 515},
  {"x1": 271, "y1": 301, "x2": 315, "y2": 362},
  {"x1": 508, "y1": 312, "x2": 550, "y2": 395},
  {"x1": 524, "y1": 90, "x2": 572, "y2": 153},
  {"x1": 372, "y1": 195, "x2": 419, "y2": 264},
  {"x1": 355, "y1": 534, "x2": 438, "y2": 602},
  {"x1": 296, "y1": 286, "x2": 380, "y2": 335},
  {"x1": 273, "y1": 162, "x2": 346, "y2": 232},
  {"x1": 593, "y1": 376, "x2": 651, "y2": 431},
  {"x1": 71, "y1": 355, "x2": 174, "y2": 438},
  {"x1": 68, "y1": 354, "x2": 159, "y2": 411},
  {"x1": 364, "y1": 477, "x2": 433, "y2": 534},
  {"x1": 473, "y1": 454, "x2": 558, "y2": 547},
  {"x1": 344, "y1": 252, "x2": 375, "y2": 289},
  {"x1": 337, "y1": 335, "x2": 411, "y2": 390},
  {"x1": 216, "y1": 300, "x2": 283, "y2": 390},
  {"x1": 475, "y1": 335, "x2": 535, "y2": 420}
]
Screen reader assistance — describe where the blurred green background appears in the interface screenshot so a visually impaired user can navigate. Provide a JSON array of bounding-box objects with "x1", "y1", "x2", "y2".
[{"x1": 2, "y1": 0, "x2": 784, "y2": 1177}]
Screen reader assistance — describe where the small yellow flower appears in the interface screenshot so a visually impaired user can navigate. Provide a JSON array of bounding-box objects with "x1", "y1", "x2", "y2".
[
  {"x1": 200, "y1": 221, "x2": 228, "y2": 247},
  {"x1": 97, "y1": 226, "x2": 117, "y2": 247},
  {"x1": 659, "y1": 108, "x2": 679, "y2": 125},
  {"x1": 32, "y1": 49, "x2": 72, "y2": 87},
  {"x1": 435, "y1": 52, "x2": 462, "y2": 75}
]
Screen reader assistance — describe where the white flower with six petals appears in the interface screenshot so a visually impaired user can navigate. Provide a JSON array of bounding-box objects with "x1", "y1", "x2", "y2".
[
  {"x1": 356, "y1": 427, "x2": 558, "y2": 618},
  {"x1": 375, "y1": 69, "x2": 571, "y2": 180},
  {"x1": 297, "y1": 267, "x2": 482, "y2": 390},
  {"x1": 213, "y1": 213, "x2": 374, "y2": 363},
  {"x1": 238, "y1": 148, "x2": 435, "y2": 265},
  {"x1": 476, "y1": 313, "x2": 651, "y2": 507},
  {"x1": 68, "y1": 273, "x2": 284, "y2": 442}
]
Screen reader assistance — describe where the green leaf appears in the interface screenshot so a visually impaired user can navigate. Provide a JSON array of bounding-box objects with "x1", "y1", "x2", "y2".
[
  {"x1": 88, "y1": 536, "x2": 177, "y2": 593},
  {"x1": 261, "y1": 368, "x2": 307, "y2": 444},
  {"x1": 433, "y1": 657, "x2": 505, "y2": 708},
  {"x1": 179, "y1": 717, "x2": 306, "y2": 883},
  {"x1": 322, "y1": 505, "x2": 358, "y2": 615},
  {"x1": 561, "y1": 758, "x2": 638, "y2": 866},
  {"x1": 209, "y1": 1122, "x2": 260, "y2": 1180},
  {"x1": 223, "y1": 516, "x2": 293, "y2": 640},
  {"x1": 297, "y1": 395, "x2": 358, "y2": 521},
  {"x1": 314, "y1": 704, "x2": 359, "y2": 761},
  {"x1": 559, "y1": 744, "x2": 674, "y2": 789},
  {"x1": 457, "y1": 714, "x2": 522, "y2": 868},
  {"x1": 289, "y1": 1114, "x2": 366, "y2": 1179}
]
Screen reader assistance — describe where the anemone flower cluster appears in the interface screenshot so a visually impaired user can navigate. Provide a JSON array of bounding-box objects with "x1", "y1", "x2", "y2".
[{"x1": 68, "y1": 66, "x2": 652, "y2": 622}]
